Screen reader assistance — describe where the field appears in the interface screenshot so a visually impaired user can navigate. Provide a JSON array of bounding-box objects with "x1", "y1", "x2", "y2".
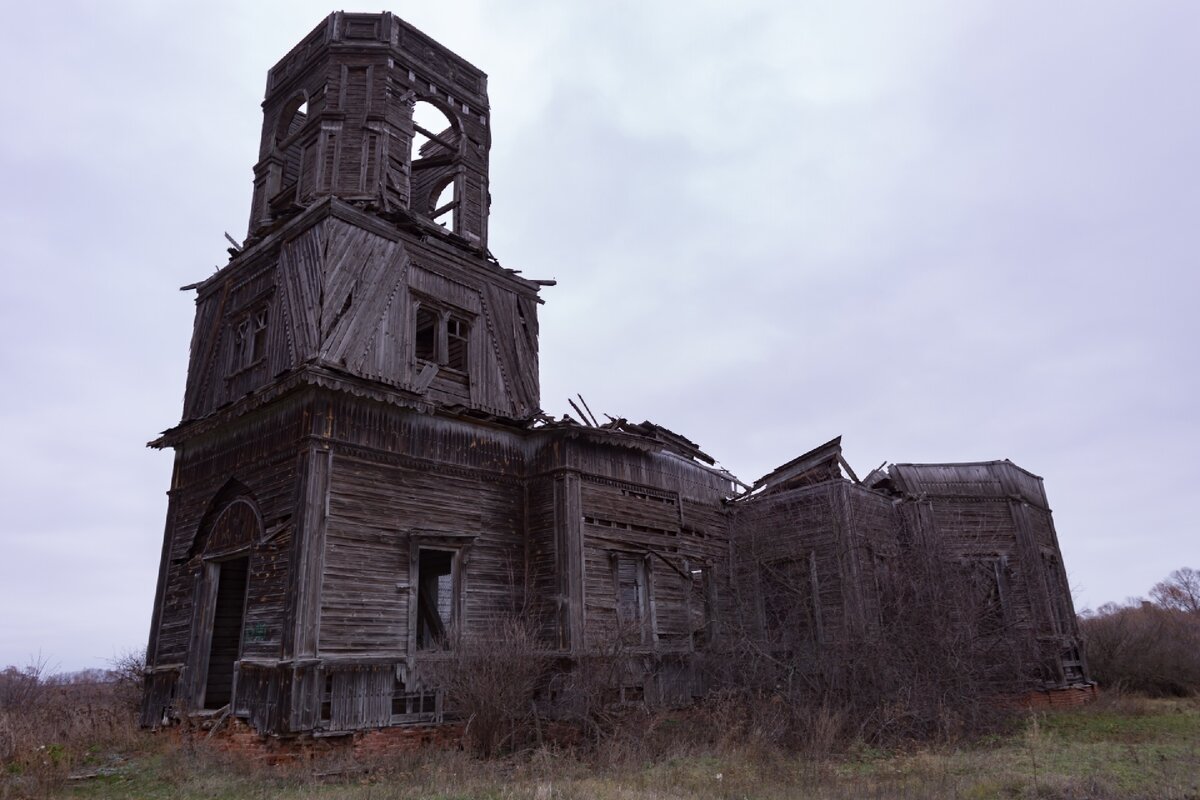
[{"x1": 4, "y1": 694, "x2": 1196, "y2": 800}]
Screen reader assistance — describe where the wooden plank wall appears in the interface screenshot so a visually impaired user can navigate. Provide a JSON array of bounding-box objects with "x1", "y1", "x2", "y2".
[
  {"x1": 731, "y1": 482, "x2": 853, "y2": 645},
  {"x1": 839, "y1": 484, "x2": 904, "y2": 633},
  {"x1": 889, "y1": 462, "x2": 1077, "y2": 647},
  {"x1": 182, "y1": 207, "x2": 541, "y2": 425},
  {"x1": 527, "y1": 441, "x2": 732, "y2": 663},
  {"x1": 524, "y1": 476, "x2": 561, "y2": 646},
  {"x1": 151, "y1": 405, "x2": 307, "y2": 670},
  {"x1": 320, "y1": 415, "x2": 527, "y2": 656}
]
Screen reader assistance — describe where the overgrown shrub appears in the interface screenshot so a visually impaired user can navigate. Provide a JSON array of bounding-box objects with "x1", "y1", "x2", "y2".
[
  {"x1": 432, "y1": 616, "x2": 552, "y2": 757},
  {"x1": 1081, "y1": 601, "x2": 1200, "y2": 696},
  {"x1": 0, "y1": 656, "x2": 141, "y2": 796},
  {"x1": 715, "y1": 546, "x2": 1040, "y2": 748}
]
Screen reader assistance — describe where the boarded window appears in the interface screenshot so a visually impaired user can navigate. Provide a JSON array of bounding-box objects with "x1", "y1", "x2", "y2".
[
  {"x1": 614, "y1": 554, "x2": 651, "y2": 645},
  {"x1": 760, "y1": 553, "x2": 820, "y2": 651},
  {"x1": 416, "y1": 548, "x2": 456, "y2": 650}
]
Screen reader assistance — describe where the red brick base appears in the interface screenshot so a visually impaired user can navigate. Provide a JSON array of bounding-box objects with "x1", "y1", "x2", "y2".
[
  {"x1": 1015, "y1": 683, "x2": 1099, "y2": 710},
  {"x1": 170, "y1": 717, "x2": 467, "y2": 766}
]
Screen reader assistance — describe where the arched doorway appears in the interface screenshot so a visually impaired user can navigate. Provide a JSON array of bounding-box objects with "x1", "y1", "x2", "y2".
[{"x1": 193, "y1": 495, "x2": 261, "y2": 710}]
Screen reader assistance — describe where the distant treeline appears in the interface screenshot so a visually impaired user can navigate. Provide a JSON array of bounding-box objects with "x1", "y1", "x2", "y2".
[{"x1": 1081, "y1": 567, "x2": 1200, "y2": 696}]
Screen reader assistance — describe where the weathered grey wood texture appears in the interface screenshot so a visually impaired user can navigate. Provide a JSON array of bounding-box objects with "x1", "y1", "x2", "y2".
[{"x1": 140, "y1": 12, "x2": 1088, "y2": 734}]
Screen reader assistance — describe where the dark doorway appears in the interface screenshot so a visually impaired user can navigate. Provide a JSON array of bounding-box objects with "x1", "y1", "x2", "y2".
[{"x1": 204, "y1": 557, "x2": 249, "y2": 709}]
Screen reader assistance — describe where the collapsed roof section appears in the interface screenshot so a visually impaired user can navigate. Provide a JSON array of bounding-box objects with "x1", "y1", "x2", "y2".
[
  {"x1": 743, "y1": 435, "x2": 861, "y2": 498},
  {"x1": 534, "y1": 407, "x2": 747, "y2": 493}
]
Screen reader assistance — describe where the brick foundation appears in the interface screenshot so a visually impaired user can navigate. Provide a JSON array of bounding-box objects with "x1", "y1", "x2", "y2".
[
  {"x1": 1015, "y1": 683, "x2": 1099, "y2": 710},
  {"x1": 170, "y1": 717, "x2": 467, "y2": 766}
]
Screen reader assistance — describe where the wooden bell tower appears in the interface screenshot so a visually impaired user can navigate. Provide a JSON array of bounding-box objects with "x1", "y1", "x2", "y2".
[
  {"x1": 247, "y1": 12, "x2": 492, "y2": 248},
  {"x1": 143, "y1": 12, "x2": 545, "y2": 734}
]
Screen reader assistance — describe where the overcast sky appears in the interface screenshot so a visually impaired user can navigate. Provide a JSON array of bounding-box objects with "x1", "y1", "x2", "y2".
[{"x1": 1, "y1": 1, "x2": 1196, "y2": 672}]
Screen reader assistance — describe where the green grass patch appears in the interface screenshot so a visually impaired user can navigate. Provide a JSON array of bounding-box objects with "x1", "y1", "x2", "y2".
[{"x1": 21, "y1": 696, "x2": 1200, "y2": 800}]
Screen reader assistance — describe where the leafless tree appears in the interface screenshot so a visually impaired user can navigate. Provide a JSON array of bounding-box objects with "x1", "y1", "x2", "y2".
[
  {"x1": 1081, "y1": 583, "x2": 1200, "y2": 696},
  {"x1": 1149, "y1": 567, "x2": 1200, "y2": 615}
]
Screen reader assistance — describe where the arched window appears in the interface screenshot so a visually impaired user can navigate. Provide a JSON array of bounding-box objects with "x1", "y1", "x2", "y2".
[
  {"x1": 409, "y1": 100, "x2": 461, "y2": 228},
  {"x1": 410, "y1": 100, "x2": 455, "y2": 163}
]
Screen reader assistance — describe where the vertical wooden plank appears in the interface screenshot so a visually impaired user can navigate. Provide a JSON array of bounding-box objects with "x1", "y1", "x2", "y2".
[
  {"x1": 836, "y1": 482, "x2": 867, "y2": 636},
  {"x1": 1008, "y1": 499, "x2": 1056, "y2": 634},
  {"x1": 281, "y1": 435, "x2": 332, "y2": 732},
  {"x1": 554, "y1": 473, "x2": 584, "y2": 653},
  {"x1": 145, "y1": 478, "x2": 182, "y2": 667}
]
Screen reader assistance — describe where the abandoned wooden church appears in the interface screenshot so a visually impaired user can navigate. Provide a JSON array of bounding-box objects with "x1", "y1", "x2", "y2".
[{"x1": 141, "y1": 12, "x2": 1090, "y2": 735}]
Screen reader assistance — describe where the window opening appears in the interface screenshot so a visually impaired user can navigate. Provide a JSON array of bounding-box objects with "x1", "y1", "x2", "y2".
[
  {"x1": 250, "y1": 308, "x2": 268, "y2": 363},
  {"x1": 230, "y1": 304, "x2": 269, "y2": 373},
  {"x1": 203, "y1": 556, "x2": 249, "y2": 709},
  {"x1": 412, "y1": 300, "x2": 470, "y2": 372},
  {"x1": 416, "y1": 548, "x2": 455, "y2": 650},
  {"x1": 391, "y1": 676, "x2": 441, "y2": 719},
  {"x1": 431, "y1": 181, "x2": 456, "y2": 230},
  {"x1": 411, "y1": 101, "x2": 455, "y2": 163},
  {"x1": 320, "y1": 673, "x2": 333, "y2": 723},
  {"x1": 760, "y1": 554, "x2": 820, "y2": 651},
  {"x1": 414, "y1": 306, "x2": 438, "y2": 362},
  {"x1": 232, "y1": 320, "x2": 248, "y2": 372},
  {"x1": 688, "y1": 566, "x2": 712, "y2": 648},
  {"x1": 275, "y1": 96, "x2": 309, "y2": 144},
  {"x1": 446, "y1": 316, "x2": 468, "y2": 370},
  {"x1": 968, "y1": 558, "x2": 1010, "y2": 636}
]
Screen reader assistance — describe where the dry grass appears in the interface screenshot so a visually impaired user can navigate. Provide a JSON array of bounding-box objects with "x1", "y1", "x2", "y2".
[
  {"x1": 4, "y1": 694, "x2": 1192, "y2": 800},
  {"x1": 0, "y1": 661, "x2": 144, "y2": 800}
]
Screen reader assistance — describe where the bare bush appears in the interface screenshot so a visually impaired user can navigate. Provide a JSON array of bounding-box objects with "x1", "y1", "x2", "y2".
[
  {"x1": 1081, "y1": 600, "x2": 1200, "y2": 696},
  {"x1": 718, "y1": 545, "x2": 1040, "y2": 749},
  {"x1": 107, "y1": 648, "x2": 146, "y2": 713},
  {"x1": 0, "y1": 656, "x2": 141, "y2": 796},
  {"x1": 432, "y1": 615, "x2": 553, "y2": 757}
]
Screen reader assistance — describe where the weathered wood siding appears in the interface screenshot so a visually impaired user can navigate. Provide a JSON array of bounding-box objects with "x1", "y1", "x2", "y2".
[
  {"x1": 524, "y1": 475, "x2": 562, "y2": 646},
  {"x1": 888, "y1": 461, "x2": 1084, "y2": 683},
  {"x1": 525, "y1": 436, "x2": 732, "y2": 660},
  {"x1": 249, "y1": 12, "x2": 491, "y2": 246},
  {"x1": 317, "y1": 405, "x2": 528, "y2": 658},
  {"x1": 145, "y1": 400, "x2": 309, "y2": 720},
  {"x1": 732, "y1": 482, "x2": 852, "y2": 645},
  {"x1": 181, "y1": 205, "x2": 540, "y2": 425}
]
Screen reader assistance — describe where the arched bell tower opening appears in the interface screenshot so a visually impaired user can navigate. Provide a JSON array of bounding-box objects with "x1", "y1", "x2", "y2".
[{"x1": 410, "y1": 99, "x2": 461, "y2": 231}]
